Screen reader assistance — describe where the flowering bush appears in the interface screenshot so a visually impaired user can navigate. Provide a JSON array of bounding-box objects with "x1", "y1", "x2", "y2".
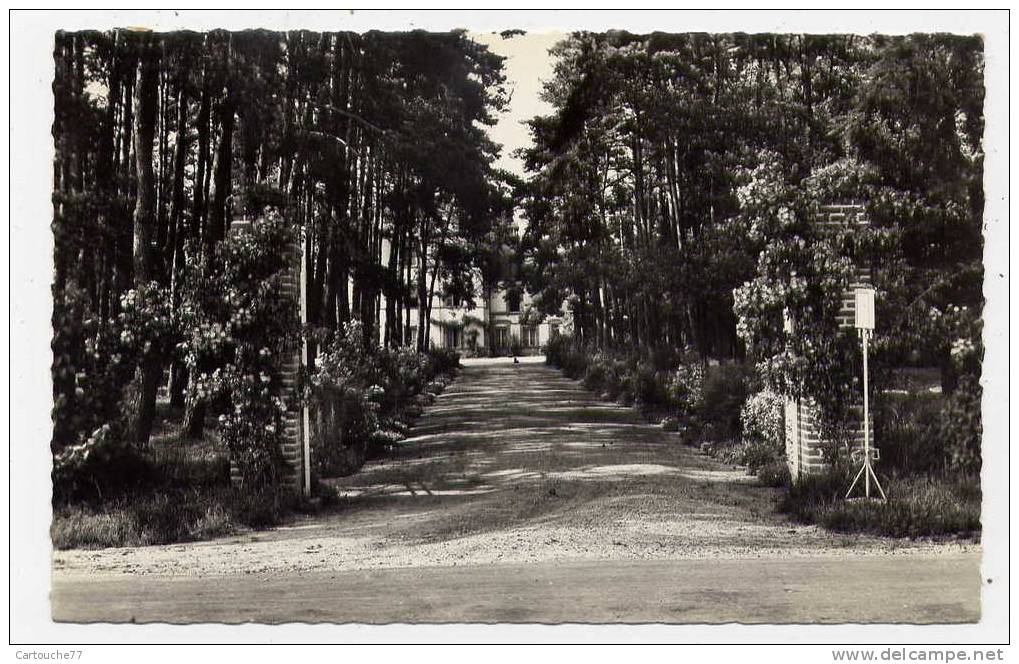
[
  {"x1": 943, "y1": 374, "x2": 982, "y2": 475},
  {"x1": 305, "y1": 321, "x2": 460, "y2": 476},
  {"x1": 740, "y1": 389, "x2": 785, "y2": 449},
  {"x1": 696, "y1": 364, "x2": 752, "y2": 442},
  {"x1": 732, "y1": 158, "x2": 881, "y2": 444},
  {"x1": 427, "y1": 348, "x2": 462, "y2": 375},
  {"x1": 733, "y1": 153, "x2": 986, "y2": 476},
  {"x1": 210, "y1": 364, "x2": 289, "y2": 488},
  {"x1": 660, "y1": 416, "x2": 681, "y2": 432},
  {"x1": 180, "y1": 228, "x2": 297, "y2": 392},
  {"x1": 545, "y1": 335, "x2": 589, "y2": 378},
  {"x1": 52, "y1": 423, "x2": 153, "y2": 502},
  {"x1": 631, "y1": 364, "x2": 668, "y2": 406},
  {"x1": 51, "y1": 270, "x2": 201, "y2": 502},
  {"x1": 116, "y1": 283, "x2": 179, "y2": 360},
  {"x1": 582, "y1": 355, "x2": 609, "y2": 390},
  {"x1": 667, "y1": 363, "x2": 704, "y2": 417},
  {"x1": 711, "y1": 439, "x2": 780, "y2": 474},
  {"x1": 52, "y1": 284, "x2": 125, "y2": 452},
  {"x1": 52, "y1": 280, "x2": 180, "y2": 457},
  {"x1": 308, "y1": 382, "x2": 379, "y2": 476},
  {"x1": 304, "y1": 321, "x2": 380, "y2": 474},
  {"x1": 379, "y1": 346, "x2": 433, "y2": 404},
  {"x1": 309, "y1": 321, "x2": 380, "y2": 389},
  {"x1": 179, "y1": 213, "x2": 299, "y2": 491},
  {"x1": 940, "y1": 304, "x2": 983, "y2": 392}
]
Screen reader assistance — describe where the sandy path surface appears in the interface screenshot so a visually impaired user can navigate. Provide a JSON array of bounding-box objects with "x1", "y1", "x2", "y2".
[{"x1": 52, "y1": 357, "x2": 980, "y2": 622}]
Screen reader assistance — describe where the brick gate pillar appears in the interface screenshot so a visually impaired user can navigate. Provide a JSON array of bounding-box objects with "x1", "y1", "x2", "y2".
[
  {"x1": 785, "y1": 204, "x2": 874, "y2": 481},
  {"x1": 228, "y1": 218, "x2": 309, "y2": 495}
]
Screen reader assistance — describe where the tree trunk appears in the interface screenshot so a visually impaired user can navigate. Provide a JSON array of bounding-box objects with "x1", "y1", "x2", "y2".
[
  {"x1": 183, "y1": 387, "x2": 206, "y2": 439},
  {"x1": 485, "y1": 283, "x2": 495, "y2": 355},
  {"x1": 127, "y1": 41, "x2": 162, "y2": 446},
  {"x1": 384, "y1": 230, "x2": 400, "y2": 346},
  {"x1": 313, "y1": 212, "x2": 330, "y2": 326},
  {"x1": 416, "y1": 237, "x2": 428, "y2": 351},
  {"x1": 168, "y1": 362, "x2": 187, "y2": 409},
  {"x1": 167, "y1": 82, "x2": 189, "y2": 286},
  {"x1": 191, "y1": 68, "x2": 211, "y2": 240},
  {"x1": 205, "y1": 92, "x2": 235, "y2": 259},
  {"x1": 156, "y1": 67, "x2": 170, "y2": 266},
  {"x1": 96, "y1": 43, "x2": 120, "y2": 321},
  {"x1": 166, "y1": 79, "x2": 190, "y2": 411},
  {"x1": 115, "y1": 68, "x2": 136, "y2": 293}
]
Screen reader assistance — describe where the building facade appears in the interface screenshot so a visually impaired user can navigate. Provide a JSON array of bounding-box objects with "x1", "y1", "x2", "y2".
[{"x1": 408, "y1": 280, "x2": 562, "y2": 355}]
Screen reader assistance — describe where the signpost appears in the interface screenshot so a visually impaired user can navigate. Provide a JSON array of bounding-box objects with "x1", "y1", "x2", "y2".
[{"x1": 846, "y1": 287, "x2": 886, "y2": 501}]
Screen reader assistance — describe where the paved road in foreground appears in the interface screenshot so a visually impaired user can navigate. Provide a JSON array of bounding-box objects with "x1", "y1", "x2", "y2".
[
  {"x1": 52, "y1": 357, "x2": 980, "y2": 623},
  {"x1": 53, "y1": 554, "x2": 977, "y2": 624}
]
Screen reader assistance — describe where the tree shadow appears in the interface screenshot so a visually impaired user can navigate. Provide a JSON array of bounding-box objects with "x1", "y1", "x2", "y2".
[{"x1": 319, "y1": 362, "x2": 785, "y2": 545}]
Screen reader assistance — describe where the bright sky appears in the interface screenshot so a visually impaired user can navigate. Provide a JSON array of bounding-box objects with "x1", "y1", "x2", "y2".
[{"x1": 470, "y1": 31, "x2": 566, "y2": 177}]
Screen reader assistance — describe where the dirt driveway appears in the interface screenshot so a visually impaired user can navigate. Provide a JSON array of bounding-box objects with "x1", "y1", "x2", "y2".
[{"x1": 52, "y1": 357, "x2": 980, "y2": 623}]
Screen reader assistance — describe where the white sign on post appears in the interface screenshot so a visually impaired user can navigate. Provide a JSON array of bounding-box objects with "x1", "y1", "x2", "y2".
[{"x1": 854, "y1": 287, "x2": 875, "y2": 330}]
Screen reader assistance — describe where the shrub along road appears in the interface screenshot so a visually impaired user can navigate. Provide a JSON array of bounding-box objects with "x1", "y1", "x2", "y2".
[{"x1": 52, "y1": 357, "x2": 980, "y2": 623}]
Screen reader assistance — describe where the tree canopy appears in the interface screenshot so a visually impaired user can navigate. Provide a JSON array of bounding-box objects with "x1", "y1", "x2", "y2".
[
  {"x1": 519, "y1": 31, "x2": 984, "y2": 395},
  {"x1": 52, "y1": 29, "x2": 509, "y2": 450}
]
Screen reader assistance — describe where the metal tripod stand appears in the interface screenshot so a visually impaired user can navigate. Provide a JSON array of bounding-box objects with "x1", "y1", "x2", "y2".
[{"x1": 846, "y1": 327, "x2": 886, "y2": 501}]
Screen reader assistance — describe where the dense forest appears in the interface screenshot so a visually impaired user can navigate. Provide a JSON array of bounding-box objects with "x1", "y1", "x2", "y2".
[
  {"x1": 52, "y1": 29, "x2": 512, "y2": 457},
  {"x1": 521, "y1": 32, "x2": 984, "y2": 383}
]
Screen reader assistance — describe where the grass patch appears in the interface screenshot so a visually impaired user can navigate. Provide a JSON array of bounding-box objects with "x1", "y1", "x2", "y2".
[
  {"x1": 874, "y1": 391, "x2": 948, "y2": 475},
  {"x1": 707, "y1": 439, "x2": 780, "y2": 474},
  {"x1": 53, "y1": 408, "x2": 287, "y2": 549},
  {"x1": 756, "y1": 459, "x2": 791, "y2": 487},
  {"x1": 704, "y1": 438, "x2": 789, "y2": 488},
  {"x1": 51, "y1": 484, "x2": 292, "y2": 549},
  {"x1": 52, "y1": 486, "x2": 238, "y2": 549},
  {"x1": 780, "y1": 469, "x2": 981, "y2": 539}
]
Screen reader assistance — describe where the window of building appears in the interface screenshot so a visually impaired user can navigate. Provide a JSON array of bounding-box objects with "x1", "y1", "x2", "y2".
[
  {"x1": 494, "y1": 326, "x2": 510, "y2": 350},
  {"x1": 444, "y1": 327, "x2": 461, "y2": 349},
  {"x1": 507, "y1": 290, "x2": 522, "y2": 314},
  {"x1": 521, "y1": 325, "x2": 538, "y2": 348}
]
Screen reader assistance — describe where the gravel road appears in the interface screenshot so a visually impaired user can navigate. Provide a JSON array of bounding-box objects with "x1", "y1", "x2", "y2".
[{"x1": 52, "y1": 357, "x2": 980, "y2": 623}]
